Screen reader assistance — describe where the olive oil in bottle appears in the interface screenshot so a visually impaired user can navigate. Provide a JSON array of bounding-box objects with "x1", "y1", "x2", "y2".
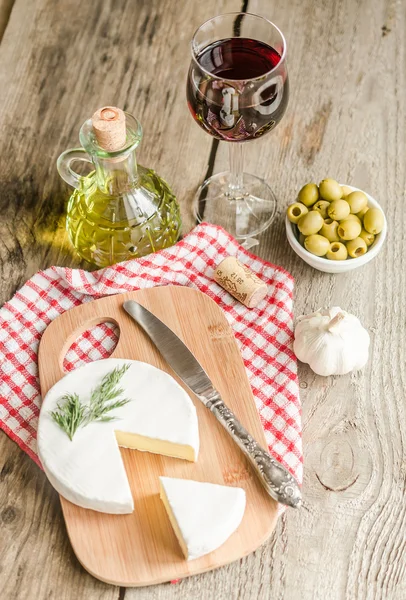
[{"x1": 57, "y1": 107, "x2": 181, "y2": 267}]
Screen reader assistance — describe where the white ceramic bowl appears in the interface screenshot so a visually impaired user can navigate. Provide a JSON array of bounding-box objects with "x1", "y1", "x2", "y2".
[{"x1": 285, "y1": 185, "x2": 387, "y2": 274}]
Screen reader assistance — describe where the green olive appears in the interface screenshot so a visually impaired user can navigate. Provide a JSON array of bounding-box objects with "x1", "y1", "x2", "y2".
[
  {"x1": 346, "y1": 191, "x2": 368, "y2": 214},
  {"x1": 304, "y1": 234, "x2": 330, "y2": 257},
  {"x1": 357, "y1": 206, "x2": 369, "y2": 220},
  {"x1": 338, "y1": 219, "x2": 362, "y2": 241},
  {"x1": 287, "y1": 202, "x2": 309, "y2": 224},
  {"x1": 298, "y1": 183, "x2": 319, "y2": 207},
  {"x1": 341, "y1": 185, "x2": 353, "y2": 198},
  {"x1": 363, "y1": 207, "x2": 384, "y2": 234},
  {"x1": 326, "y1": 242, "x2": 348, "y2": 261},
  {"x1": 328, "y1": 199, "x2": 351, "y2": 221},
  {"x1": 297, "y1": 210, "x2": 324, "y2": 236},
  {"x1": 343, "y1": 213, "x2": 362, "y2": 226},
  {"x1": 359, "y1": 228, "x2": 375, "y2": 247},
  {"x1": 313, "y1": 200, "x2": 330, "y2": 219},
  {"x1": 320, "y1": 219, "x2": 340, "y2": 242},
  {"x1": 346, "y1": 237, "x2": 368, "y2": 258},
  {"x1": 319, "y1": 178, "x2": 342, "y2": 201}
]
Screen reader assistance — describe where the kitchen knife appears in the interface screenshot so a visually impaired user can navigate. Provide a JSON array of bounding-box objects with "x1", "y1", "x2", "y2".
[{"x1": 123, "y1": 299, "x2": 302, "y2": 508}]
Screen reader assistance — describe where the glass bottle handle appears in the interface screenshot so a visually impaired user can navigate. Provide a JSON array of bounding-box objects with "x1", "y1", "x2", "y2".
[{"x1": 57, "y1": 148, "x2": 93, "y2": 190}]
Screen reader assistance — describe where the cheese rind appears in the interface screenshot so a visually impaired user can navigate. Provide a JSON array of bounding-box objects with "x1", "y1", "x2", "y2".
[
  {"x1": 159, "y1": 476, "x2": 246, "y2": 561},
  {"x1": 38, "y1": 358, "x2": 199, "y2": 514}
]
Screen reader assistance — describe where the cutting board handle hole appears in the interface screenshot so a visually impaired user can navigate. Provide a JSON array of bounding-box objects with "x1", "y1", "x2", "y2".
[{"x1": 62, "y1": 319, "x2": 120, "y2": 373}]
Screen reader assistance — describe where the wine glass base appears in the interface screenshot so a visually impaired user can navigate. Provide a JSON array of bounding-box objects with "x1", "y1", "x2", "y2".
[{"x1": 193, "y1": 171, "x2": 276, "y2": 239}]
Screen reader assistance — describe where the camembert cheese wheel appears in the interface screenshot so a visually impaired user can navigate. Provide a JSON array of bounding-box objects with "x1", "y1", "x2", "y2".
[{"x1": 38, "y1": 358, "x2": 199, "y2": 514}]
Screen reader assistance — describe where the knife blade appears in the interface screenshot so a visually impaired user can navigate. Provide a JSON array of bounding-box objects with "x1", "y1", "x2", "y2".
[{"x1": 123, "y1": 299, "x2": 302, "y2": 508}]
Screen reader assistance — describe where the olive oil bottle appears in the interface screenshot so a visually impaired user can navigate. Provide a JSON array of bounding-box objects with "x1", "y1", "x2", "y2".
[{"x1": 57, "y1": 107, "x2": 181, "y2": 267}]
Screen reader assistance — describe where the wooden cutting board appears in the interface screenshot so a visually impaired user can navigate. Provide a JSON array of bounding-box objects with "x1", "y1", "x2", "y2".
[{"x1": 38, "y1": 286, "x2": 278, "y2": 586}]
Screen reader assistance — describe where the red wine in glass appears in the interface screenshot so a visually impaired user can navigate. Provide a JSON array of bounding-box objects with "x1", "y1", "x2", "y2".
[
  {"x1": 187, "y1": 37, "x2": 289, "y2": 142},
  {"x1": 187, "y1": 14, "x2": 289, "y2": 239}
]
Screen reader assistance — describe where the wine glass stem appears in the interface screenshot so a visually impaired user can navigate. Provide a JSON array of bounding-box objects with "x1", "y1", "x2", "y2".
[{"x1": 228, "y1": 143, "x2": 244, "y2": 195}]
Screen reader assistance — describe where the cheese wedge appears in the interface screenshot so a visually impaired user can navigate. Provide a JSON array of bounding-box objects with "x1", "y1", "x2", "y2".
[
  {"x1": 38, "y1": 358, "x2": 199, "y2": 514},
  {"x1": 159, "y1": 476, "x2": 246, "y2": 560}
]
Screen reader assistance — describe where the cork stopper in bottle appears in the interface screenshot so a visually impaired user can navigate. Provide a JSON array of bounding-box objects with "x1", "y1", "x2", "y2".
[{"x1": 91, "y1": 106, "x2": 127, "y2": 151}]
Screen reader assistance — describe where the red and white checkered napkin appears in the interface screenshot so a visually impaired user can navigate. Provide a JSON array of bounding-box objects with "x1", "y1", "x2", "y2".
[{"x1": 0, "y1": 223, "x2": 302, "y2": 484}]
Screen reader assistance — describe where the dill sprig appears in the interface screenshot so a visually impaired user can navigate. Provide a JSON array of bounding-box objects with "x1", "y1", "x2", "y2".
[
  {"x1": 86, "y1": 364, "x2": 131, "y2": 424},
  {"x1": 50, "y1": 364, "x2": 131, "y2": 440},
  {"x1": 50, "y1": 393, "x2": 87, "y2": 441}
]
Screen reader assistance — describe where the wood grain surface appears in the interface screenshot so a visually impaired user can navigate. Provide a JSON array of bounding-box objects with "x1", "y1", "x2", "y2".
[
  {"x1": 0, "y1": 0, "x2": 405, "y2": 598},
  {"x1": 38, "y1": 287, "x2": 278, "y2": 585}
]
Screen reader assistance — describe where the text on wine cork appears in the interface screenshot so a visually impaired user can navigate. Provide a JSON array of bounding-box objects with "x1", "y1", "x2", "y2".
[{"x1": 214, "y1": 256, "x2": 268, "y2": 308}]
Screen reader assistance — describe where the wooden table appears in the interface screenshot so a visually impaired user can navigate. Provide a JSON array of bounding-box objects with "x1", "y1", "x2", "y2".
[{"x1": 0, "y1": 1, "x2": 405, "y2": 598}]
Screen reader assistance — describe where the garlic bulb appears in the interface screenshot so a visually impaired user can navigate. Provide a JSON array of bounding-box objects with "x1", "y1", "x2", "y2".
[{"x1": 293, "y1": 307, "x2": 370, "y2": 376}]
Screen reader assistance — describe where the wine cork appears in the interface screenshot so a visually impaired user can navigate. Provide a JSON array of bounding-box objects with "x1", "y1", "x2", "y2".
[
  {"x1": 214, "y1": 257, "x2": 268, "y2": 308},
  {"x1": 91, "y1": 106, "x2": 127, "y2": 151}
]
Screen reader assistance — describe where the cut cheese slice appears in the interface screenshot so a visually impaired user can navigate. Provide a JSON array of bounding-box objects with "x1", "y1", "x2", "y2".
[
  {"x1": 38, "y1": 358, "x2": 199, "y2": 514},
  {"x1": 159, "y1": 476, "x2": 246, "y2": 561}
]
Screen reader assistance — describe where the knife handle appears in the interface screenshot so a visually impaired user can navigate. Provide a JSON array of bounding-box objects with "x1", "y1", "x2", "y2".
[{"x1": 206, "y1": 395, "x2": 302, "y2": 508}]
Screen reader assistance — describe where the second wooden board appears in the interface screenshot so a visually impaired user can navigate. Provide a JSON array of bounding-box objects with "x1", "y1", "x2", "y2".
[{"x1": 38, "y1": 286, "x2": 278, "y2": 586}]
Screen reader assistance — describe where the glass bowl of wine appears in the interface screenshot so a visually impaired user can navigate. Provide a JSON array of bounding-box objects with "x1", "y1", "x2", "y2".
[{"x1": 187, "y1": 12, "x2": 289, "y2": 240}]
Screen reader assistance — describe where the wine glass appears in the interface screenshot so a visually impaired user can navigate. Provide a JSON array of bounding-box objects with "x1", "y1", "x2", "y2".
[{"x1": 186, "y1": 13, "x2": 289, "y2": 241}]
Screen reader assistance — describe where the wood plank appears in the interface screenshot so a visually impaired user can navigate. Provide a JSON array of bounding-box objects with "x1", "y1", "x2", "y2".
[
  {"x1": 246, "y1": 0, "x2": 406, "y2": 598},
  {"x1": 1, "y1": 0, "x2": 406, "y2": 597},
  {"x1": 0, "y1": 0, "x2": 240, "y2": 598},
  {"x1": 0, "y1": 0, "x2": 14, "y2": 41}
]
